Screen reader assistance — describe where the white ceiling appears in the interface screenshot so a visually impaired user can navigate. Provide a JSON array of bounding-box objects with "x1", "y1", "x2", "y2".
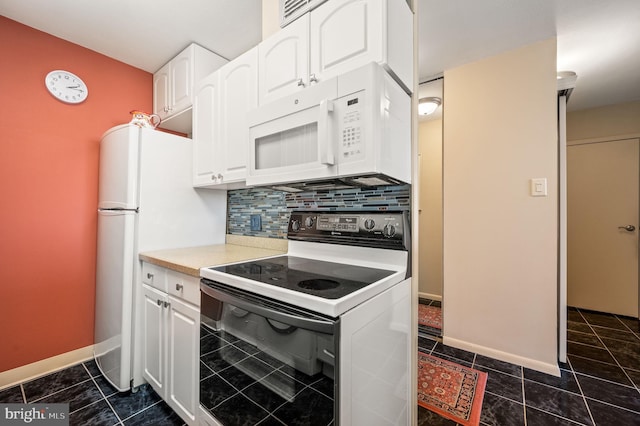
[{"x1": 2, "y1": 0, "x2": 639, "y2": 112}]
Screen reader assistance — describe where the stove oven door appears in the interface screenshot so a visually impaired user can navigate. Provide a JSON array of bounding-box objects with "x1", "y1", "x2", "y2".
[{"x1": 199, "y1": 280, "x2": 339, "y2": 426}]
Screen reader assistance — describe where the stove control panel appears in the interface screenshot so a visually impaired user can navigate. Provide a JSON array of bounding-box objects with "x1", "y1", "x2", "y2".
[{"x1": 287, "y1": 210, "x2": 409, "y2": 250}]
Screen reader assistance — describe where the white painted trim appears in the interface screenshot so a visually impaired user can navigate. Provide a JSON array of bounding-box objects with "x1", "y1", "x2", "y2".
[
  {"x1": 418, "y1": 291, "x2": 442, "y2": 302},
  {"x1": 442, "y1": 336, "x2": 561, "y2": 377},
  {"x1": 0, "y1": 345, "x2": 95, "y2": 390}
]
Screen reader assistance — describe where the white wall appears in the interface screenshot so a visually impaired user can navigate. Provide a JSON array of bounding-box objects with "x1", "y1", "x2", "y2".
[
  {"x1": 443, "y1": 38, "x2": 559, "y2": 374},
  {"x1": 418, "y1": 119, "x2": 443, "y2": 299}
]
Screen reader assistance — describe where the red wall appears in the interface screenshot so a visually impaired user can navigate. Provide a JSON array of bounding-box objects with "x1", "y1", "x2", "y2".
[{"x1": 0, "y1": 17, "x2": 152, "y2": 372}]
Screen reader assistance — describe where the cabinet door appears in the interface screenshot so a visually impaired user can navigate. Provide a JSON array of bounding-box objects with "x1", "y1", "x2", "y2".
[
  {"x1": 153, "y1": 63, "x2": 170, "y2": 119},
  {"x1": 192, "y1": 71, "x2": 222, "y2": 186},
  {"x1": 171, "y1": 47, "x2": 193, "y2": 115},
  {"x1": 218, "y1": 47, "x2": 258, "y2": 183},
  {"x1": 258, "y1": 14, "x2": 309, "y2": 105},
  {"x1": 167, "y1": 296, "x2": 200, "y2": 425},
  {"x1": 142, "y1": 284, "x2": 167, "y2": 397},
  {"x1": 309, "y1": 0, "x2": 383, "y2": 83}
]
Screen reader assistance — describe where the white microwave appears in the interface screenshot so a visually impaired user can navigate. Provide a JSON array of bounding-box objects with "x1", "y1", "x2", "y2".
[{"x1": 246, "y1": 62, "x2": 411, "y2": 191}]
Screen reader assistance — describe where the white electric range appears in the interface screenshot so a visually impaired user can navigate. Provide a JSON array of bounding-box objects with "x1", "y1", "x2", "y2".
[{"x1": 198, "y1": 210, "x2": 412, "y2": 426}]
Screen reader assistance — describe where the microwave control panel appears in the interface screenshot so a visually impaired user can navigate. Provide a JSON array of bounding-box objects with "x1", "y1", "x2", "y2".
[{"x1": 338, "y1": 92, "x2": 364, "y2": 162}]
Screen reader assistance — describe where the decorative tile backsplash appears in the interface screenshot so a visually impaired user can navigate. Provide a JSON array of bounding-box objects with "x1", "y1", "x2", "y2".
[{"x1": 227, "y1": 185, "x2": 411, "y2": 239}]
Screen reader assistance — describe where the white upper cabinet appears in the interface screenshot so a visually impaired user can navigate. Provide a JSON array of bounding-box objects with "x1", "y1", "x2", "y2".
[
  {"x1": 192, "y1": 47, "x2": 258, "y2": 188},
  {"x1": 257, "y1": 0, "x2": 413, "y2": 105},
  {"x1": 258, "y1": 14, "x2": 310, "y2": 105},
  {"x1": 192, "y1": 72, "x2": 222, "y2": 187},
  {"x1": 153, "y1": 44, "x2": 227, "y2": 134},
  {"x1": 309, "y1": 0, "x2": 412, "y2": 91}
]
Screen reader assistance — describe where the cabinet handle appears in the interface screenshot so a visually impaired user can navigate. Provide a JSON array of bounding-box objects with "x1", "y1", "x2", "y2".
[
  {"x1": 175, "y1": 283, "x2": 183, "y2": 291},
  {"x1": 297, "y1": 78, "x2": 305, "y2": 88},
  {"x1": 309, "y1": 74, "x2": 318, "y2": 84},
  {"x1": 211, "y1": 174, "x2": 216, "y2": 181},
  {"x1": 217, "y1": 173, "x2": 223, "y2": 181},
  {"x1": 147, "y1": 273, "x2": 154, "y2": 280},
  {"x1": 163, "y1": 301, "x2": 171, "y2": 308},
  {"x1": 157, "y1": 299, "x2": 162, "y2": 306}
]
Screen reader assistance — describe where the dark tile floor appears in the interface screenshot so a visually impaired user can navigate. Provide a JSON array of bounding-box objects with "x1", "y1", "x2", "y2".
[
  {"x1": 2, "y1": 306, "x2": 637, "y2": 426},
  {"x1": 418, "y1": 307, "x2": 640, "y2": 426},
  {"x1": 0, "y1": 360, "x2": 184, "y2": 426}
]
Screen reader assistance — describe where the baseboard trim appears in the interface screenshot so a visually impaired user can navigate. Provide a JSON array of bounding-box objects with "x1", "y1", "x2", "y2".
[
  {"x1": 0, "y1": 345, "x2": 95, "y2": 390},
  {"x1": 442, "y1": 336, "x2": 561, "y2": 377},
  {"x1": 418, "y1": 292, "x2": 442, "y2": 302}
]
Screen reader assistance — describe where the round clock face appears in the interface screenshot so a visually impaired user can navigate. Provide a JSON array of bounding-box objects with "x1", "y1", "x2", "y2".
[{"x1": 45, "y1": 70, "x2": 89, "y2": 104}]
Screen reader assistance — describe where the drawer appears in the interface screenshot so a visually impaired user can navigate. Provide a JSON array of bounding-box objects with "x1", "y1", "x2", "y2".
[
  {"x1": 141, "y1": 262, "x2": 167, "y2": 292},
  {"x1": 167, "y1": 269, "x2": 200, "y2": 306}
]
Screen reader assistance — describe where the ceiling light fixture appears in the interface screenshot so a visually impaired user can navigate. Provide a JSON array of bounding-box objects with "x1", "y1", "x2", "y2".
[{"x1": 418, "y1": 97, "x2": 441, "y2": 115}]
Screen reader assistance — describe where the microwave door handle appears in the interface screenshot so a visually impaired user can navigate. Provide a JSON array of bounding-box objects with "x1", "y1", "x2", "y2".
[{"x1": 318, "y1": 99, "x2": 335, "y2": 165}]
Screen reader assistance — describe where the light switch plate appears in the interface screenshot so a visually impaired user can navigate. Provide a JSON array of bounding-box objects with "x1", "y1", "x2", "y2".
[
  {"x1": 250, "y1": 214, "x2": 262, "y2": 231},
  {"x1": 530, "y1": 178, "x2": 547, "y2": 197}
]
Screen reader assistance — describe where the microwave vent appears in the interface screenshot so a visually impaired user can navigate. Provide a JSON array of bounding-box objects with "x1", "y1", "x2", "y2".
[{"x1": 280, "y1": 0, "x2": 327, "y2": 27}]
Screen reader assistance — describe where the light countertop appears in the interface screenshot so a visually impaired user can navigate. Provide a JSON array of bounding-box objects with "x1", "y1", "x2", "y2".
[{"x1": 139, "y1": 235, "x2": 288, "y2": 277}]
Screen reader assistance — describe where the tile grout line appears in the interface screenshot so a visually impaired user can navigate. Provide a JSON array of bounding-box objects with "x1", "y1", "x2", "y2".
[
  {"x1": 521, "y1": 365, "x2": 527, "y2": 426},
  {"x1": 19, "y1": 384, "x2": 26, "y2": 404},
  {"x1": 572, "y1": 311, "x2": 603, "y2": 426},
  {"x1": 81, "y1": 362, "x2": 124, "y2": 426},
  {"x1": 576, "y1": 308, "x2": 639, "y2": 393}
]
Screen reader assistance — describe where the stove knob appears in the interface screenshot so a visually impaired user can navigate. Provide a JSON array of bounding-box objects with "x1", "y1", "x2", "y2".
[
  {"x1": 382, "y1": 224, "x2": 396, "y2": 238},
  {"x1": 304, "y1": 217, "x2": 315, "y2": 228},
  {"x1": 364, "y1": 219, "x2": 375, "y2": 230},
  {"x1": 291, "y1": 219, "x2": 301, "y2": 232}
]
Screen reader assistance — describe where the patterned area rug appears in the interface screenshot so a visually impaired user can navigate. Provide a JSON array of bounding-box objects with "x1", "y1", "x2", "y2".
[
  {"x1": 417, "y1": 352, "x2": 487, "y2": 426},
  {"x1": 418, "y1": 304, "x2": 443, "y2": 330}
]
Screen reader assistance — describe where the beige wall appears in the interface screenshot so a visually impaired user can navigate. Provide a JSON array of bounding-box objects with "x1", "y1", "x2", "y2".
[
  {"x1": 418, "y1": 119, "x2": 443, "y2": 299},
  {"x1": 443, "y1": 38, "x2": 559, "y2": 374},
  {"x1": 567, "y1": 100, "x2": 640, "y2": 141},
  {"x1": 262, "y1": 0, "x2": 280, "y2": 40}
]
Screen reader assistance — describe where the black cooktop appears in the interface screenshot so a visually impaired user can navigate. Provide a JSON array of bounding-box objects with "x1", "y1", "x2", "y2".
[{"x1": 213, "y1": 255, "x2": 395, "y2": 299}]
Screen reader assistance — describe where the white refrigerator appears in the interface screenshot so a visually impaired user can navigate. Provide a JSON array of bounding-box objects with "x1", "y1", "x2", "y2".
[{"x1": 94, "y1": 124, "x2": 225, "y2": 391}]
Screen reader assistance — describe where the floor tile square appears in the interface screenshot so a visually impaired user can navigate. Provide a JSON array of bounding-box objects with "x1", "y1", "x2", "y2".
[
  {"x1": 576, "y1": 373, "x2": 640, "y2": 413},
  {"x1": 476, "y1": 367, "x2": 523, "y2": 403},
  {"x1": 567, "y1": 321, "x2": 593, "y2": 334},
  {"x1": 593, "y1": 326, "x2": 639, "y2": 343},
  {"x1": 272, "y1": 387, "x2": 334, "y2": 426},
  {"x1": 479, "y1": 392, "x2": 525, "y2": 426},
  {"x1": 525, "y1": 406, "x2": 590, "y2": 426},
  {"x1": 123, "y1": 401, "x2": 184, "y2": 426},
  {"x1": 567, "y1": 342, "x2": 615, "y2": 364},
  {"x1": 567, "y1": 330, "x2": 603, "y2": 347},
  {"x1": 569, "y1": 355, "x2": 633, "y2": 385},
  {"x1": 417, "y1": 405, "x2": 458, "y2": 425},
  {"x1": 0, "y1": 385, "x2": 24, "y2": 403},
  {"x1": 523, "y1": 368, "x2": 581, "y2": 394},
  {"x1": 22, "y1": 364, "x2": 92, "y2": 402},
  {"x1": 69, "y1": 399, "x2": 121, "y2": 426},
  {"x1": 37, "y1": 380, "x2": 103, "y2": 412},
  {"x1": 212, "y1": 392, "x2": 270, "y2": 425},
  {"x1": 108, "y1": 384, "x2": 162, "y2": 421},
  {"x1": 523, "y1": 379, "x2": 592, "y2": 424},
  {"x1": 581, "y1": 311, "x2": 627, "y2": 330},
  {"x1": 587, "y1": 398, "x2": 640, "y2": 426}
]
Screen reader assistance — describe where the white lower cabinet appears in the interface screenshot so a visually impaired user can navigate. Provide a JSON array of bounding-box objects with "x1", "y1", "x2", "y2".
[{"x1": 141, "y1": 265, "x2": 200, "y2": 425}]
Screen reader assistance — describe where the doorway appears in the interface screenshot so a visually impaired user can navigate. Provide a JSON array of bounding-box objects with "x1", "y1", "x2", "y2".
[
  {"x1": 417, "y1": 78, "x2": 443, "y2": 337},
  {"x1": 567, "y1": 137, "x2": 639, "y2": 318}
]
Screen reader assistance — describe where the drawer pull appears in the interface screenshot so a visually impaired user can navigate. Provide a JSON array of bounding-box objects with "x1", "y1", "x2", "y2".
[
  {"x1": 175, "y1": 283, "x2": 184, "y2": 291},
  {"x1": 147, "y1": 273, "x2": 154, "y2": 280}
]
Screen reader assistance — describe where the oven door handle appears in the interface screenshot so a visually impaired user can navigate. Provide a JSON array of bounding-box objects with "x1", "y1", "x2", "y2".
[{"x1": 201, "y1": 284, "x2": 335, "y2": 335}]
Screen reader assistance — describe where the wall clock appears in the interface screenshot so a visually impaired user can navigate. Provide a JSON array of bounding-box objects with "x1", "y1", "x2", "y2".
[{"x1": 45, "y1": 70, "x2": 89, "y2": 104}]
